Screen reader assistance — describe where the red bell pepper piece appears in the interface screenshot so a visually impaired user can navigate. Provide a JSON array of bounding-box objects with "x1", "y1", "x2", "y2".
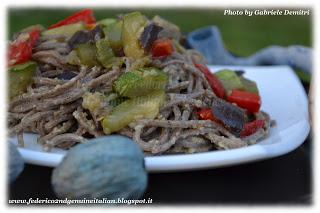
[
  {"x1": 151, "y1": 39, "x2": 174, "y2": 57},
  {"x1": 8, "y1": 29, "x2": 40, "y2": 67},
  {"x1": 48, "y1": 9, "x2": 96, "y2": 29},
  {"x1": 196, "y1": 108, "x2": 221, "y2": 123},
  {"x1": 197, "y1": 108, "x2": 215, "y2": 121},
  {"x1": 240, "y1": 119, "x2": 265, "y2": 137},
  {"x1": 194, "y1": 63, "x2": 225, "y2": 99},
  {"x1": 227, "y1": 89, "x2": 261, "y2": 113}
]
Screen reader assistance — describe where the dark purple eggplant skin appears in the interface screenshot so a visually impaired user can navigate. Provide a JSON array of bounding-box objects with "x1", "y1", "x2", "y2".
[
  {"x1": 211, "y1": 98, "x2": 246, "y2": 136},
  {"x1": 68, "y1": 25, "x2": 103, "y2": 49},
  {"x1": 139, "y1": 23, "x2": 163, "y2": 51},
  {"x1": 235, "y1": 70, "x2": 245, "y2": 76}
]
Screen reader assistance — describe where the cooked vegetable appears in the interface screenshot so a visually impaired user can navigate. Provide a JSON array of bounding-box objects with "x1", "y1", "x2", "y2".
[
  {"x1": 113, "y1": 67, "x2": 167, "y2": 98},
  {"x1": 140, "y1": 23, "x2": 163, "y2": 51},
  {"x1": 194, "y1": 63, "x2": 225, "y2": 99},
  {"x1": 128, "y1": 56, "x2": 152, "y2": 71},
  {"x1": 215, "y1": 69, "x2": 259, "y2": 95},
  {"x1": 51, "y1": 135, "x2": 147, "y2": 199},
  {"x1": 82, "y1": 92, "x2": 106, "y2": 113},
  {"x1": 197, "y1": 108, "x2": 216, "y2": 122},
  {"x1": 68, "y1": 25, "x2": 103, "y2": 49},
  {"x1": 8, "y1": 29, "x2": 40, "y2": 66},
  {"x1": 48, "y1": 9, "x2": 96, "y2": 29},
  {"x1": 9, "y1": 61, "x2": 37, "y2": 99},
  {"x1": 151, "y1": 38, "x2": 174, "y2": 57},
  {"x1": 214, "y1": 69, "x2": 244, "y2": 95},
  {"x1": 96, "y1": 38, "x2": 121, "y2": 68},
  {"x1": 103, "y1": 20, "x2": 123, "y2": 53},
  {"x1": 109, "y1": 96, "x2": 129, "y2": 107},
  {"x1": 227, "y1": 90, "x2": 261, "y2": 113},
  {"x1": 172, "y1": 39, "x2": 186, "y2": 53},
  {"x1": 152, "y1": 15, "x2": 181, "y2": 41},
  {"x1": 66, "y1": 50, "x2": 81, "y2": 65},
  {"x1": 43, "y1": 23, "x2": 86, "y2": 36},
  {"x1": 102, "y1": 91, "x2": 165, "y2": 134},
  {"x1": 75, "y1": 43, "x2": 100, "y2": 67},
  {"x1": 240, "y1": 119, "x2": 265, "y2": 137},
  {"x1": 122, "y1": 12, "x2": 147, "y2": 59},
  {"x1": 212, "y1": 98, "x2": 246, "y2": 136},
  {"x1": 239, "y1": 76, "x2": 259, "y2": 94},
  {"x1": 15, "y1": 24, "x2": 44, "y2": 37},
  {"x1": 97, "y1": 18, "x2": 117, "y2": 27}
]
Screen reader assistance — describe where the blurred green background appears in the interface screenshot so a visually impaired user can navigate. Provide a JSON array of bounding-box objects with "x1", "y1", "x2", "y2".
[{"x1": 8, "y1": 8, "x2": 312, "y2": 81}]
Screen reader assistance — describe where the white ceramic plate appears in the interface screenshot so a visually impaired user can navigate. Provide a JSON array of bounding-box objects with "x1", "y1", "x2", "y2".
[{"x1": 9, "y1": 66, "x2": 310, "y2": 172}]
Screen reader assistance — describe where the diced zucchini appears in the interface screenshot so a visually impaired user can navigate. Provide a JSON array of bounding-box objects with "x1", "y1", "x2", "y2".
[
  {"x1": 82, "y1": 92, "x2": 106, "y2": 113},
  {"x1": 101, "y1": 91, "x2": 165, "y2": 134},
  {"x1": 66, "y1": 50, "x2": 81, "y2": 65},
  {"x1": 214, "y1": 69, "x2": 244, "y2": 95},
  {"x1": 97, "y1": 18, "x2": 117, "y2": 27},
  {"x1": 103, "y1": 20, "x2": 123, "y2": 53},
  {"x1": 113, "y1": 72, "x2": 141, "y2": 96},
  {"x1": 113, "y1": 67, "x2": 168, "y2": 98},
  {"x1": 9, "y1": 61, "x2": 37, "y2": 99},
  {"x1": 122, "y1": 12, "x2": 147, "y2": 59},
  {"x1": 240, "y1": 77, "x2": 259, "y2": 94},
  {"x1": 215, "y1": 69, "x2": 259, "y2": 95},
  {"x1": 96, "y1": 38, "x2": 119, "y2": 68},
  {"x1": 75, "y1": 43, "x2": 100, "y2": 67},
  {"x1": 42, "y1": 23, "x2": 86, "y2": 36}
]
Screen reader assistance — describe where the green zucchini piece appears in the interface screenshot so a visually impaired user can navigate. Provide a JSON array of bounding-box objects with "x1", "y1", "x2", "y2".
[
  {"x1": 96, "y1": 38, "x2": 122, "y2": 68},
  {"x1": 101, "y1": 91, "x2": 165, "y2": 134},
  {"x1": 9, "y1": 61, "x2": 37, "y2": 99},
  {"x1": 113, "y1": 67, "x2": 168, "y2": 98},
  {"x1": 75, "y1": 43, "x2": 100, "y2": 67},
  {"x1": 103, "y1": 20, "x2": 123, "y2": 53},
  {"x1": 122, "y1": 12, "x2": 147, "y2": 59},
  {"x1": 214, "y1": 69, "x2": 244, "y2": 95},
  {"x1": 240, "y1": 76, "x2": 259, "y2": 94},
  {"x1": 42, "y1": 23, "x2": 86, "y2": 36},
  {"x1": 97, "y1": 18, "x2": 117, "y2": 28}
]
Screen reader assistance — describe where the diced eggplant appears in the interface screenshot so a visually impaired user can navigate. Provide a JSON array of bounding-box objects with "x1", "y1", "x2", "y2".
[
  {"x1": 235, "y1": 70, "x2": 245, "y2": 76},
  {"x1": 211, "y1": 98, "x2": 246, "y2": 136},
  {"x1": 68, "y1": 31, "x2": 89, "y2": 49},
  {"x1": 68, "y1": 25, "x2": 103, "y2": 49},
  {"x1": 139, "y1": 23, "x2": 163, "y2": 51},
  {"x1": 152, "y1": 15, "x2": 181, "y2": 41}
]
